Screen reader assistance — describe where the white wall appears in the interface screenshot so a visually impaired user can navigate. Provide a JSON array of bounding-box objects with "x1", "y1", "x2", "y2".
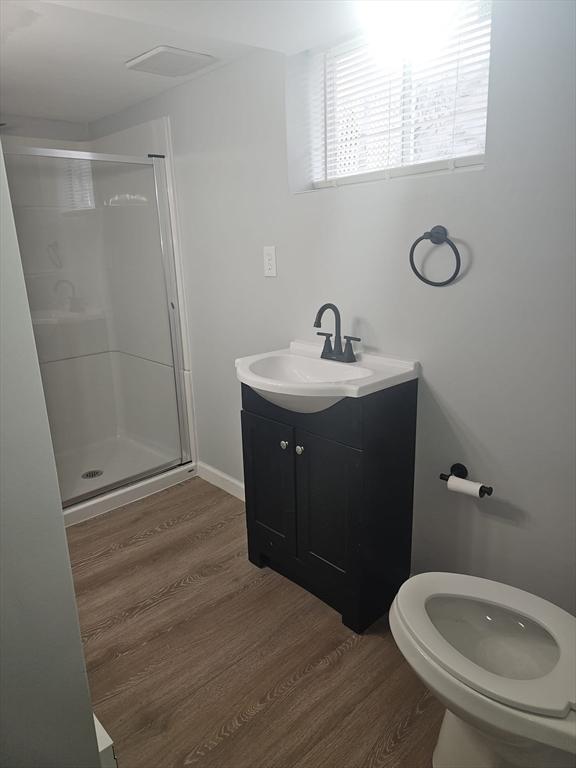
[
  {"x1": 94, "y1": 0, "x2": 575, "y2": 613},
  {"x1": 0, "y1": 146, "x2": 99, "y2": 767},
  {"x1": 0, "y1": 114, "x2": 90, "y2": 141}
]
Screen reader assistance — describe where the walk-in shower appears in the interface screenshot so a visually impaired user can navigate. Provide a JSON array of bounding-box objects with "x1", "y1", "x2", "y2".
[{"x1": 4, "y1": 147, "x2": 191, "y2": 506}]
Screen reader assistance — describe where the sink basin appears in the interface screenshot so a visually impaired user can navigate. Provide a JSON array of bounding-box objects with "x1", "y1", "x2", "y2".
[{"x1": 236, "y1": 340, "x2": 419, "y2": 413}]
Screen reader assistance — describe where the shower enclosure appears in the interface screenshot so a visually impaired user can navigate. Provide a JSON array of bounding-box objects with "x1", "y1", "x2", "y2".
[{"x1": 4, "y1": 147, "x2": 191, "y2": 506}]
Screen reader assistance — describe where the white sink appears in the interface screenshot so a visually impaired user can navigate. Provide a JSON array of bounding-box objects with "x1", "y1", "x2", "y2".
[{"x1": 236, "y1": 340, "x2": 419, "y2": 413}]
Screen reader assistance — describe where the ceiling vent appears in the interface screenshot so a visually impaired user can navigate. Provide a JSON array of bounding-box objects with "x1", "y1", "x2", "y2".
[{"x1": 125, "y1": 46, "x2": 216, "y2": 77}]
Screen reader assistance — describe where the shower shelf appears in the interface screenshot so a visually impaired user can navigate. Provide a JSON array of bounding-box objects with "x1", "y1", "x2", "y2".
[{"x1": 31, "y1": 310, "x2": 105, "y2": 325}]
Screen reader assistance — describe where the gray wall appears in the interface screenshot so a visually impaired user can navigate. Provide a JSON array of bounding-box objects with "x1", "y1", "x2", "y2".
[
  {"x1": 0, "y1": 145, "x2": 99, "y2": 767},
  {"x1": 0, "y1": 114, "x2": 90, "y2": 141},
  {"x1": 90, "y1": 0, "x2": 576, "y2": 612}
]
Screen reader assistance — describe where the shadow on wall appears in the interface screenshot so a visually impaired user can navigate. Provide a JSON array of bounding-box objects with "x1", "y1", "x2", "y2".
[
  {"x1": 411, "y1": 379, "x2": 529, "y2": 577},
  {"x1": 348, "y1": 316, "x2": 379, "y2": 351}
]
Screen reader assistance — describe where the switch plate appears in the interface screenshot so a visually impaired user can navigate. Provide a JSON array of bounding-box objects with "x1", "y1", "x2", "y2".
[{"x1": 263, "y1": 246, "x2": 277, "y2": 277}]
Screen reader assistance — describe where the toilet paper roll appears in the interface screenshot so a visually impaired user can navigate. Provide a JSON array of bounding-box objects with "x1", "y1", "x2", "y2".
[{"x1": 447, "y1": 475, "x2": 484, "y2": 498}]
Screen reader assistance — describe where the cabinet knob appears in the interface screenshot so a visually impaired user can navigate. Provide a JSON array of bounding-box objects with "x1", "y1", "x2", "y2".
[
  {"x1": 295, "y1": 445, "x2": 304, "y2": 455},
  {"x1": 280, "y1": 440, "x2": 288, "y2": 450}
]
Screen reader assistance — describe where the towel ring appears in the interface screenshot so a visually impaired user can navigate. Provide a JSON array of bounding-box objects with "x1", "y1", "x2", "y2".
[{"x1": 409, "y1": 225, "x2": 461, "y2": 287}]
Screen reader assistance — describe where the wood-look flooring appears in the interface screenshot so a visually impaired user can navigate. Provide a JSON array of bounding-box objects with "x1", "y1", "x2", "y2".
[{"x1": 67, "y1": 477, "x2": 443, "y2": 768}]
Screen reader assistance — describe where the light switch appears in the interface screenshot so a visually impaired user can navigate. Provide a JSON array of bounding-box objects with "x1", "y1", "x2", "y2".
[{"x1": 263, "y1": 246, "x2": 277, "y2": 277}]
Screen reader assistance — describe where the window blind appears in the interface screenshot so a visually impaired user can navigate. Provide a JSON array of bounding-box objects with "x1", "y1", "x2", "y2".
[
  {"x1": 64, "y1": 159, "x2": 95, "y2": 211},
  {"x1": 311, "y1": 0, "x2": 492, "y2": 185}
]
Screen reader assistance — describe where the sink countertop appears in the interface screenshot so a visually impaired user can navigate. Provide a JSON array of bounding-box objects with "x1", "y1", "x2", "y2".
[{"x1": 236, "y1": 340, "x2": 419, "y2": 405}]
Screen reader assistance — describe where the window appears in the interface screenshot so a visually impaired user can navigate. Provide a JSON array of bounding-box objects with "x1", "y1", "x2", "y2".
[{"x1": 308, "y1": 0, "x2": 492, "y2": 186}]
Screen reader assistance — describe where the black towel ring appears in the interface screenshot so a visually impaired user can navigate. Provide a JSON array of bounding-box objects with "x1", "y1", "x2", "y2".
[{"x1": 409, "y1": 225, "x2": 461, "y2": 287}]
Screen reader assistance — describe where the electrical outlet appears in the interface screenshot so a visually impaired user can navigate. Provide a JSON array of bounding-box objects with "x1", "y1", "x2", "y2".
[{"x1": 263, "y1": 246, "x2": 277, "y2": 277}]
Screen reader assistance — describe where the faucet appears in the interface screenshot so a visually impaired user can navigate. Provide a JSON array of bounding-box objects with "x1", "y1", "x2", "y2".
[{"x1": 313, "y1": 303, "x2": 361, "y2": 363}]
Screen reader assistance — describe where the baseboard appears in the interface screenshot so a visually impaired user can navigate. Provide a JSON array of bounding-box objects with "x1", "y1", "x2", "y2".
[
  {"x1": 64, "y1": 463, "x2": 197, "y2": 527},
  {"x1": 64, "y1": 461, "x2": 244, "y2": 527},
  {"x1": 197, "y1": 462, "x2": 245, "y2": 501}
]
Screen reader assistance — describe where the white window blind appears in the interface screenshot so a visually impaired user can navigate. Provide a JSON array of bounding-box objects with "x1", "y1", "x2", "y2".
[
  {"x1": 310, "y1": 0, "x2": 492, "y2": 185},
  {"x1": 64, "y1": 159, "x2": 95, "y2": 211}
]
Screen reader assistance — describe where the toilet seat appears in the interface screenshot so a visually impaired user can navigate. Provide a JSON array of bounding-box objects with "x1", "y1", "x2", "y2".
[{"x1": 395, "y1": 572, "x2": 576, "y2": 718}]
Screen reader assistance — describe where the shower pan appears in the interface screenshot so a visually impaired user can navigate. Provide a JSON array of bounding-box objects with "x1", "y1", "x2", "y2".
[{"x1": 4, "y1": 147, "x2": 191, "y2": 507}]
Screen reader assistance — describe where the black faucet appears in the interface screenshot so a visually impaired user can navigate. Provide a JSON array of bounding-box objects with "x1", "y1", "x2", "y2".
[{"x1": 313, "y1": 303, "x2": 361, "y2": 363}]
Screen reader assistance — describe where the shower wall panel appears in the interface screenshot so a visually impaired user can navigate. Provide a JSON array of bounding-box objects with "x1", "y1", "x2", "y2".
[
  {"x1": 92, "y1": 161, "x2": 181, "y2": 454},
  {"x1": 40, "y1": 354, "x2": 117, "y2": 455},
  {"x1": 112, "y1": 352, "x2": 180, "y2": 455},
  {"x1": 8, "y1": 156, "x2": 117, "y2": 461},
  {"x1": 6, "y1": 151, "x2": 184, "y2": 505}
]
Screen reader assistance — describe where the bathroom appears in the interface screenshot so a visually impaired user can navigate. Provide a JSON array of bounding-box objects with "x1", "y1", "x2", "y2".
[{"x1": 0, "y1": 0, "x2": 574, "y2": 766}]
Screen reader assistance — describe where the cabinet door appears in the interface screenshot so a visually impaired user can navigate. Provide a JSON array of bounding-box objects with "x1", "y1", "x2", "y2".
[
  {"x1": 295, "y1": 429, "x2": 362, "y2": 584},
  {"x1": 241, "y1": 411, "x2": 296, "y2": 555}
]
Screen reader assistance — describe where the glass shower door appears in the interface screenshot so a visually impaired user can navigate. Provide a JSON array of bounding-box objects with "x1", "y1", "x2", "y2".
[{"x1": 5, "y1": 149, "x2": 189, "y2": 506}]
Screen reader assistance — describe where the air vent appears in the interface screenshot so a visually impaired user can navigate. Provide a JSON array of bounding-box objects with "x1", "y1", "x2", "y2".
[{"x1": 125, "y1": 46, "x2": 216, "y2": 77}]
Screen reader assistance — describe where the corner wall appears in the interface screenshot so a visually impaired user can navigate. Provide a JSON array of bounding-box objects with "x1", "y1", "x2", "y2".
[
  {"x1": 91, "y1": 0, "x2": 574, "y2": 612},
  {"x1": 0, "y1": 145, "x2": 99, "y2": 767}
]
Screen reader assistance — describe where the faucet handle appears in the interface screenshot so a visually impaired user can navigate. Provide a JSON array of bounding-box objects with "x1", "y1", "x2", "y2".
[
  {"x1": 343, "y1": 335, "x2": 361, "y2": 363},
  {"x1": 317, "y1": 331, "x2": 333, "y2": 359}
]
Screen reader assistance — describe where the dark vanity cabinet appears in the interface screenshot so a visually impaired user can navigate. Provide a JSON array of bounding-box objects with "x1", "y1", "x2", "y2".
[{"x1": 241, "y1": 380, "x2": 418, "y2": 633}]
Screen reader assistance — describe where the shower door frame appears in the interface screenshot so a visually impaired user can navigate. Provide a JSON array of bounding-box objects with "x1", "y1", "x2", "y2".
[{"x1": 6, "y1": 146, "x2": 193, "y2": 504}]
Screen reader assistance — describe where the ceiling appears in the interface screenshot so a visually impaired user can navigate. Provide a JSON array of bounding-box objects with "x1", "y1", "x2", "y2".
[{"x1": 0, "y1": 0, "x2": 360, "y2": 126}]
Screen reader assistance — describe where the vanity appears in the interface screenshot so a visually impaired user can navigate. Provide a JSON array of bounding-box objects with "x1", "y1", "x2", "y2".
[{"x1": 236, "y1": 334, "x2": 419, "y2": 633}]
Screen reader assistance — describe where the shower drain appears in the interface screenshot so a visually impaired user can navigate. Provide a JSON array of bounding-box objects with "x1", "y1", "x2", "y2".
[{"x1": 82, "y1": 469, "x2": 103, "y2": 479}]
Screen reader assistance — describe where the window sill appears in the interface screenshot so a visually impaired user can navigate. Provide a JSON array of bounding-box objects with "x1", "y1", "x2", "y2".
[{"x1": 311, "y1": 155, "x2": 485, "y2": 191}]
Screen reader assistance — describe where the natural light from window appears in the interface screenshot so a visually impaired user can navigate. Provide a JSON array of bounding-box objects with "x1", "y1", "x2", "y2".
[{"x1": 310, "y1": 0, "x2": 492, "y2": 186}]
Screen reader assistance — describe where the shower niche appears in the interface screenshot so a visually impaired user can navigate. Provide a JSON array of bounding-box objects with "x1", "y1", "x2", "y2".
[{"x1": 5, "y1": 148, "x2": 191, "y2": 506}]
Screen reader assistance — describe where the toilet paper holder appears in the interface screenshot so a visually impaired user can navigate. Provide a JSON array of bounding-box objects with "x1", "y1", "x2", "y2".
[{"x1": 439, "y1": 463, "x2": 493, "y2": 498}]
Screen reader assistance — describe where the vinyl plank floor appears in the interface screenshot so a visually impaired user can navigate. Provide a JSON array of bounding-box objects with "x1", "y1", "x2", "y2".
[{"x1": 67, "y1": 477, "x2": 443, "y2": 768}]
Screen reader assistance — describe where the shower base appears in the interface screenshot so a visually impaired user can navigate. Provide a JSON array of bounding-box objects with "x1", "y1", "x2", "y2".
[{"x1": 57, "y1": 435, "x2": 181, "y2": 507}]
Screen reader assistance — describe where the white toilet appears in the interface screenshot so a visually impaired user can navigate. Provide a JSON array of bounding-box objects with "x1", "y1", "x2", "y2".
[{"x1": 389, "y1": 572, "x2": 576, "y2": 768}]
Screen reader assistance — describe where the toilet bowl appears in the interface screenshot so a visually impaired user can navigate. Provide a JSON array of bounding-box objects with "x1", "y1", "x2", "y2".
[{"x1": 389, "y1": 573, "x2": 576, "y2": 768}]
